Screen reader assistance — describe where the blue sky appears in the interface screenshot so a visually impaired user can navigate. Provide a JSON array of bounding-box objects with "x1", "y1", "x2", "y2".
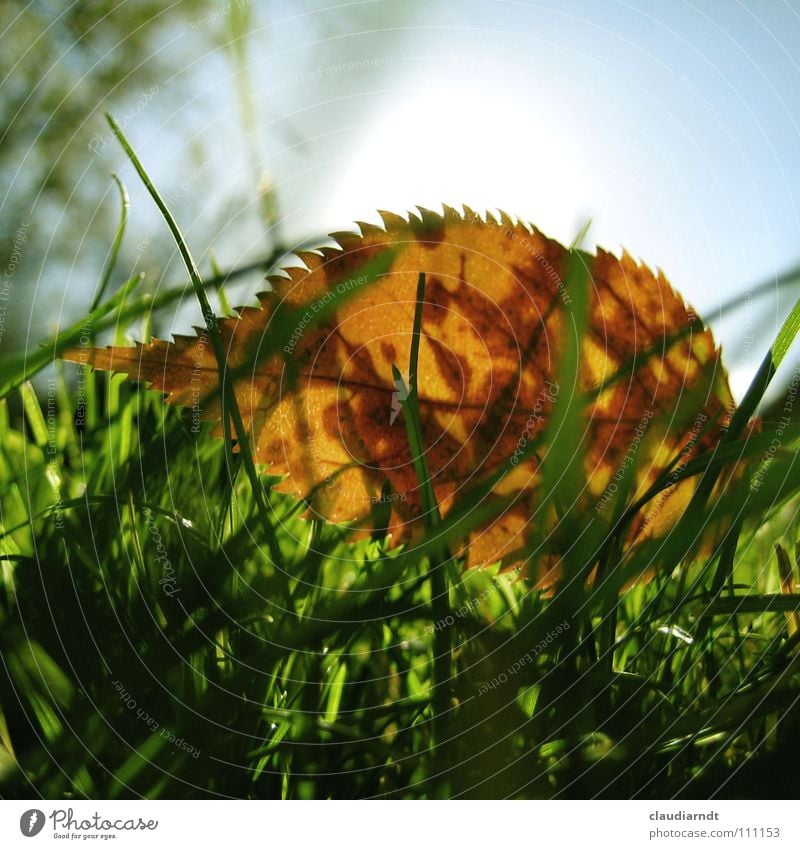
[{"x1": 104, "y1": 0, "x2": 800, "y2": 400}]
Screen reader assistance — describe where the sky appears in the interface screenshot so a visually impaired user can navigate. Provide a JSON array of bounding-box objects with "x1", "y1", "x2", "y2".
[{"x1": 42, "y1": 0, "x2": 800, "y2": 401}]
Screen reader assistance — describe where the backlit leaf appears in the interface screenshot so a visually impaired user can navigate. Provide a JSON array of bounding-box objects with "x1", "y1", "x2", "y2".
[{"x1": 63, "y1": 207, "x2": 735, "y2": 582}]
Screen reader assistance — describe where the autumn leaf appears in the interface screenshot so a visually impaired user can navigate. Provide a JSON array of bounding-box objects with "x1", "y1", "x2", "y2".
[{"x1": 62, "y1": 207, "x2": 735, "y2": 584}]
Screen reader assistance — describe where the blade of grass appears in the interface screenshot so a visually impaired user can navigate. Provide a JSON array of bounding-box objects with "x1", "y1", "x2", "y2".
[
  {"x1": 104, "y1": 113, "x2": 287, "y2": 597},
  {"x1": 208, "y1": 250, "x2": 233, "y2": 317},
  {"x1": 20, "y1": 382, "x2": 48, "y2": 448},
  {"x1": 393, "y1": 272, "x2": 453, "y2": 765},
  {"x1": 727, "y1": 291, "x2": 800, "y2": 442},
  {"x1": 712, "y1": 261, "x2": 800, "y2": 323},
  {"x1": 89, "y1": 173, "x2": 129, "y2": 313}
]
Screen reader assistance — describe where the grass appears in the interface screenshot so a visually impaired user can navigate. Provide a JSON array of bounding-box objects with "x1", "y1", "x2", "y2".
[{"x1": 2, "y1": 127, "x2": 800, "y2": 799}]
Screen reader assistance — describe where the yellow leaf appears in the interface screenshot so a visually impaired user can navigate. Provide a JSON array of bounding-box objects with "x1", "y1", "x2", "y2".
[{"x1": 63, "y1": 207, "x2": 735, "y2": 584}]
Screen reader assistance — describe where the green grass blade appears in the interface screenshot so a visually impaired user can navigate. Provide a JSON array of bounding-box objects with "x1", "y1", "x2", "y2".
[
  {"x1": 89, "y1": 173, "x2": 129, "y2": 313},
  {"x1": 104, "y1": 112, "x2": 286, "y2": 586},
  {"x1": 729, "y1": 290, "x2": 800, "y2": 439},
  {"x1": 393, "y1": 272, "x2": 453, "y2": 766},
  {"x1": 20, "y1": 382, "x2": 48, "y2": 448}
]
